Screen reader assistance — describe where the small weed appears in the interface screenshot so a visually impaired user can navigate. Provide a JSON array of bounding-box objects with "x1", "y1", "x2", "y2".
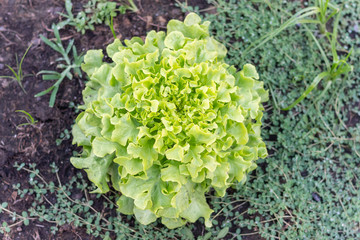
[
  {"x1": 6, "y1": 162, "x2": 196, "y2": 239},
  {"x1": 58, "y1": 0, "x2": 138, "y2": 34},
  {"x1": 0, "y1": 44, "x2": 32, "y2": 93},
  {"x1": 109, "y1": 15, "x2": 117, "y2": 39},
  {"x1": 315, "y1": 0, "x2": 339, "y2": 34},
  {"x1": 175, "y1": 0, "x2": 200, "y2": 13},
  {"x1": 56, "y1": 129, "x2": 71, "y2": 146},
  {"x1": 69, "y1": 101, "x2": 80, "y2": 113},
  {"x1": 35, "y1": 24, "x2": 83, "y2": 107},
  {"x1": 0, "y1": 201, "x2": 34, "y2": 235},
  {"x1": 281, "y1": 11, "x2": 353, "y2": 110},
  {"x1": 15, "y1": 110, "x2": 38, "y2": 127}
]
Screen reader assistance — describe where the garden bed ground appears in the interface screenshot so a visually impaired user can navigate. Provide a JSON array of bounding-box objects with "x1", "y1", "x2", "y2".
[{"x1": 1, "y1": 0, "x2": 359, "y2": 239}]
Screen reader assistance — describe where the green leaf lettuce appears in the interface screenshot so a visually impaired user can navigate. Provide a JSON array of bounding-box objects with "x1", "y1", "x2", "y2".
[{"x1": 71, "y1": 13, "x2": 268, "y2": 228}]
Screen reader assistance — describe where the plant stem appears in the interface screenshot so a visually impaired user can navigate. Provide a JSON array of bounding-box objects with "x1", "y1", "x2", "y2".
[
  {"x1": 127, "y1": 0, "x2": 138, "y2": 12},
  {"x1": 319, "y1": 23, "x2": 326, "y2": 34},
  {"x1": 110, "y1": 16, "x2": 117, "y2": 39}
]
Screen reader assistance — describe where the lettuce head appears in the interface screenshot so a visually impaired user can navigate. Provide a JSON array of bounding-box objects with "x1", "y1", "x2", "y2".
[{"x1": 71, "y1": 13, "x2": 268, "y2": 229}]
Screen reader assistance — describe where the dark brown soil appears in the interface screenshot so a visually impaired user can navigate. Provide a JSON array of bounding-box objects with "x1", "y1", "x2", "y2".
[{"x1": 0, "y1": 0, "x2": 263, "y2": 239}]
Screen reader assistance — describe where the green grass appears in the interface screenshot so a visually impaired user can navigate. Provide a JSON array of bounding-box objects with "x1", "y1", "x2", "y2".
[
  {"x1": 15, "y1": 110, "x2": 38, "y2": 127},
  {"x1": 0, "y1": 44, "x2": 32, "y2": 93},
  {"x1": 35, "y1": 24, "x2": 83, "y2": 107},
  {"x1": 201, "y1": 0, "x2": 360, "y2": 239}
]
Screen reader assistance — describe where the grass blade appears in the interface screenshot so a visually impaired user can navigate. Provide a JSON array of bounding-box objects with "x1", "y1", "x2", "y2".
[
  {"x1": 57, "y1": 19, "x2": 71, "y2": 29},
  {"x1": 314, "y1": 80, "x2": 332, "y2": 103},
  {"x1": 15, "y1": 110, "x2": 36, "y2": 123},
  {"x1": 40, "y1": 35, "x2": 61, "y2": 52},
  {"x1": 19, "y1": 44, "x2": 32, "y2": 75},
  {"x1": 0, "y1": 76, "x2": 15, "y2": 79},
  {"x1": 110, "y1": 16, "x2": 117, "y2": 39},
  {"x1": 297, "y1": 19, "x2": 322, "y2": 24},
  {"x1": 243, "y1": 7, "x2": 320, "y2": 55},
  {"x1": 303, "y1": 25, "x2": 330, "y2": 70},
  {"x1": 65, "y1": 0, "x2": 73, "y2": 16},
  {"x1": 331, "y1": 10, "x2": 342, "y2": 63},
  {"x1": 5, "y1": 65, "x2": 18, "y2": 79},
  {"x1": 49, "y1": 86, "x2": 59, "y2": 107},
  {"x1": 53, "y1": 24, "x2": 62, "y2": 44},
  {"x1": 38, "y1": 70, "x2": 61, "y2": 80},
  {"x1": 65, "y1": 39, "x2": 74, "y2": 54},
  {"x1": 127, "y1": 0, "x2": 139, "y2": 12},
  {"x1": 42, "y1": 74, "x2": 61, "y2": 80},
  {"x1": 38, "y1": 70, "x2": 59, "y2": 75},
  {"x1": 282, "y1": 71, "x2": 330, "y2": 110},
  {"x1": 34, "y1": 86, "x2": 55, "y2": 97}
]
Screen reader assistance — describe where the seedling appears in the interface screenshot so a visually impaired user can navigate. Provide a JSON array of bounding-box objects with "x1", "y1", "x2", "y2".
[
  {"x1": 56, "y1": 129, "x2": 71, "y2": 146},
  {"x1": 16, "y1": 110, "x2": 38, "y2": 127},
  {"x1": 69, "y1": 101, "x2": 80, "y2": 113},
  {"x1": 282, "y1": 16, "x2": 353, "y2": 110},
  {"x1": 315, "y1": 0, "x2": 339, "y2": 34},
  {"x1": 174, "y1": 0, "x2": 200, "y2": 13},
  {"x1": 109, "y1": 15, "x2": 117, "y2": 39},
  {"x1": 35, "y1": 24, "x2": 83, "y2": 107},
  {"x1": 58, "y1": 0, "x2": 138, "y2": 34},
  {"x1": 0, "y1": 44, "x2": 32, "y2": 93},
  {"x1": 0, "y1": 201, "x2": 33, "y2": 234}
]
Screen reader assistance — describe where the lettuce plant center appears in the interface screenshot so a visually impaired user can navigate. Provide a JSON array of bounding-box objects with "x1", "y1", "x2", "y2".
[{"x1": 71, "y1": 13, "x2": 268, "y2": 228}]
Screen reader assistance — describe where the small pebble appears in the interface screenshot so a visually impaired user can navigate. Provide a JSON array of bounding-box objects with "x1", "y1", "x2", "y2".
[
  {"x1": 354, "y1": 24, "x2": 359, "y2": 33},
  {"x1": 312, "y1": 192, "x2": 321, "y2": 202}
]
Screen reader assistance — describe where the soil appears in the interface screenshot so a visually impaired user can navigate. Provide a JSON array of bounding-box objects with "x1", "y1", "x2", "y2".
[{"x1": 0, "y1": 0, "x2": 263, "y2": 239}]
